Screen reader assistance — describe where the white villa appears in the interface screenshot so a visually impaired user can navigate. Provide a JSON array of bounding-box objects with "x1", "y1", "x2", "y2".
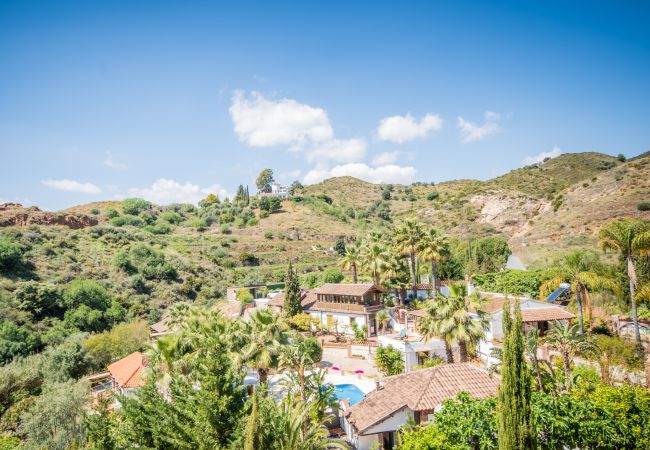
[
  {"x1": 268, "y1": 283, "x2": 385, "y2": 337},
  {"x1": 271, "y1": 182, "x2": 290, "y2": 197},
  {"x1": 340, "y1": 364, "x2": 499, "y2": 450}
]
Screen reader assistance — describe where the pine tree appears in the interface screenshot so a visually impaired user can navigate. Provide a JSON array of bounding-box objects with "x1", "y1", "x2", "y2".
[
  {"x1": 283, "y1": 263, "x2": 302, "y2": 318},
  {"x1": 243, "y1": 393, "x2": 259, "y2": 450},
  {"x1": 496, "y1": 301, "x2": 536, "y2": 450}
]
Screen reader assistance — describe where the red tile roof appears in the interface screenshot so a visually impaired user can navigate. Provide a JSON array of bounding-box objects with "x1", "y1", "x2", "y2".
[
  {"x1": 268, "y1": 291, "x2": 316, "y2": 309},
  {"x1": 520, "y1": 307, "x2": 575, "y2": 322},
  {"x1": 346, "y1": 364, "x2": 498, "y2": 434},
  {"x1": 108, "y1": 351, "x2": 147, "y2": 389},
  {"x1": 315, "y1": 283, "x2": 384, "y2": 296}
]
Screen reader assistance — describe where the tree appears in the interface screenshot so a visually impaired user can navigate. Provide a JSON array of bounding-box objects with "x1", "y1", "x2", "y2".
[
  {"x1": 256, "y1": 168, "x2": 274, "y2": 193},
  {"x1": 83, "y1": 321, "x2": 149, "y2": 370},
  {"x1": 237, "y1": 309, "x2": 287, "y2": 383},
  {"x1": 14, "y1": 281, "x2": 62, "y2": 320},
  {"x1": 419, "y1": 227, "x2": 449, "y2": 291},
  {"x1": 322, "y1": 268, "x2": 344, "y2": 284},
  {"x1": 0, "y1": 238, "x2": 22, "y2": 272},
  {"x1": 279, "y1": 332, "x2": 318, "y2": 401},
  {"x1": 284, "y1": 263, "x2": 302, "y2": 318},
  {"x1": 540, "y1": 250, "x2": 620, "y2": 333},
  {"x1": 19, "y1": 379, "x2": 89, "y2": 450},
  {"x1": 63, "y1": 279, "x2": 111, "y2": 311},
  {"x1": 421, "y1": 284, "x2": 488, "y2": 362},
  {"x1": 361, "y1": 242, "x2": 389, "y2": 286},
  {"x1": 243, "y1": 392, "x2": 261, "y2": 450},
  {"x1": 290, "y1": 180, "x2": 304, "y2": 195},
  {"x1": 599, "y1": 218, "x2": 650, "y2": 341},
  {"x1": 375, "y1": 345, "x2": 404, "y2": 375},
  {"x1": 545, "y1": 322, "x2": 593, "y2": 389},
  {"x1": 0, "y1": 320, "x2": 39, "y2": 365},
  {"x1": 496, "y1": 302, "x2": 536, "y2": 450},
  {"x1": 121, "y1": 198, "x2": 151, "y2": 215},
  {"x1": 375, "y1": 309, "x2": 390, "y2": 334},
  {"x1": 394, "y1": 219, "x2": 425, "y2": 300},
  {"x1": 338, "y1": 242, "x2": 362, "y2": 284},
  {"x1": 465, "y1": 236, "x2": 511, "y2": 275}
]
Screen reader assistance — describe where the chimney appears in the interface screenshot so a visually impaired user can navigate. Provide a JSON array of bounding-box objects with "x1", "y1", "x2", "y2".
[{"x1": 375, "y1": 379, "x2": 382, "y2": 391}]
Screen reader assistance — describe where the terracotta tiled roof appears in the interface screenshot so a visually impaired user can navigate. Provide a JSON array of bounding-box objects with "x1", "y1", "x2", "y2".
[
  {"x1": 150, "y1": 315, "x2": 170, "y2": 334},
  {"x1": 520, "y1": 307, "x2": 575, "y2": 322},
  {"x1": 315, "y1": 283, "x2": 384, "y2": 296},
  {"x1": 346, "y1": 364, "x2": 499, "y2": 434},
  {"x1": 108, "y1": 352, "x2": 146, "y2": 389},
  {"x1": 268, "y1": 291, "x2": 316, "y2": 309}
]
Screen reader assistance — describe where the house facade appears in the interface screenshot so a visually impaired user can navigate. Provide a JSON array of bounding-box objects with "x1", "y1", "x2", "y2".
[
  {"x1": 341, "y1": 364, "x2": 499, "y2": 450},
  {"x1": 304, "y1": 284, "x2": 385, "y2": 338}
]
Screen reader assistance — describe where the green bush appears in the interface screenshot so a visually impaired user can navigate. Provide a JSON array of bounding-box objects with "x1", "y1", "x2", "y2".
[
  {"x1": 105, "y1": 208, "x2": 119, "y2": 218},
  {"x1": 264, "y1": 231, "x2": 273, "y2": 239},
  {"x1": 637, "y1": 202, "x2": 650, "y2": 211},
  {"x1": 145, "y1": 222, "x2": 172, "y2": 235},
  {"x1": 0, "y1": 238, "x2": 23, "y2": 272},
  {"x1": 472, "y1": 270, "x2": 542, "y2": 297},
  {"x1": 121, "y1": 198, "x2": 152, "y2": 215},
  {"x1": 63, "y1": 280, "x2": 111, "y2": 311},
  {"x1": 89, "y1": 208, "x2": 100, "y2": 215},
  {"x1": 0, "y1": 320, "x2": 40, "y2": 365},
  {"x1": 375, "y1": 345, "x2": 404, "y2": 375},
  {"x1": 159, "y1": 211, "x2": 182, "y2": 224},
  {"x1": 120, "y1": 244, "x2": 178, "y2": 281},
  {"x1": 111, "y1": 215, "x2": 145, "y2": 227},
  {"x1": 427, "y1": 191, "x2": 440, "y2": 201},
  {"x1": 322, "y1": 268, "x2": 344, "y2": 284}
]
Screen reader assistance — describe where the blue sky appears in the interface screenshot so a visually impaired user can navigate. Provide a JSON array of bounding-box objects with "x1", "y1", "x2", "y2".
[{"x1": 1, "y1": 0, "x2": 649, "y2": 210}]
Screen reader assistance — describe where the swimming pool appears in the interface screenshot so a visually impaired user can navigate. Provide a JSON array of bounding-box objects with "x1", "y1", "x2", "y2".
[{"x1": 334, "y1": 383, "x2": 365, "y2": 406}]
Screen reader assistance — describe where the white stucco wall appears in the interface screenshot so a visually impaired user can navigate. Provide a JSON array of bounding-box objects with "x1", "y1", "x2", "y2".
[{"x1": 307, "y1": 311, "x2": 367, "y2": 335}]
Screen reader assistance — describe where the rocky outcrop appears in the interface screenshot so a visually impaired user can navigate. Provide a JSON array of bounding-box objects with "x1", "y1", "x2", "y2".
[{"x1": 0, "y1": 203, "x2": 98, "y2": 229}]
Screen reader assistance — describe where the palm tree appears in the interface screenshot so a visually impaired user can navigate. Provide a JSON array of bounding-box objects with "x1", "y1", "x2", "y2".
[
  {"x1": 278, "y1": 332, "x2": 316, "y2": 401},
  {"x1": 545, "y1": 322, "x2": 593, "y2": 389},
  {"x1": 361, "y1": 242, "x2": 389, "y2": 286},
  {"x1": 338, "y1": 242, "x2": 362, "y2": 283},
  {"x1": 599, "y1": 218, "x2": 650, "y2": 342},
  {"x1": 393, "y1": 219, "x2": 425, "y2": 300},
  {"x1": 419, "y1": 227, "x2": 449, "y2": 292},
  {"x1": 382, "y1": 253, "x2": 410, "y2": 304},
  {"x1": 420, "y1": 284, "x2": 488, "y2": 362},
  {"x1": 540, "y1": 250, "x2": 620, "y2": 334},
  {"x1": 236, "y1": 309, "x2": 288, "y2": 383},
  {"x1": 525, "y1": 329, "x2": 544, "y2": 392},
  {"x1": 375, "y1": 309, "x2": 390, "y2": 334}
]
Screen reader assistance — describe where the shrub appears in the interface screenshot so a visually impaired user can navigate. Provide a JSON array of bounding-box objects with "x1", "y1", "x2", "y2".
[
  {"x1": 235, "y1": 289, "x2": 254, "y2": 305},
  {"x1": 322, "y1": 268, "x2": 344, "y2": 283},
  {"x1": 220, "y1": 224, "x2": 231, "y2": 234},
  {"x1": 83, "y1": 321, "x2": 149, "y2": 370},
  {"x1": 0, "y1": 238, "x2": 23, "y2": 272},
  {"x1": 145, "y1": 222, "x2": 172, "y2": 235},
  {"x1": 121, "y1": 198, "x2": 152, "y2": 215},
  {"x1": 427, "y1": 191, "x2": 440, "y2": 201},
  {"x1": 0, "y1": 320, "x2": 40, "y2": 365},
  {"x1": 637, "y1": 202, "x2": 650, "y2": 211},
  {"x1": 617, "y1": 153, "x2": 626, "y2": 162},
  {"x1": 264, "y1": 231, "x2": 273, "y2": 239},
  {"x1": 186, "y1": 218, "x2": 208, "y2": 231},
  {"x1": 105, "y1": 208, "x2": 119, "y2": 218},
  {"x1": 472, "y1": 270, "x2": 542, "y2": 297},
  {"x1": 159, "y1": 211, "x2": 182, "y2": 224},
  {"x1": 63, "y1": 280, "x2": 111, "y2": 310},
  {"x1": 111, "y1": 215, "x2": 145, "y2": 227},
  {"x1": 239, "y1": 252, "x2": 260, "y2": 267},
  {"x1": 89, "y1": 208, "x2": 100, "y2": 215},
  {"x1": 375, "y1": 345, "x2": 403, "y2": 375}
]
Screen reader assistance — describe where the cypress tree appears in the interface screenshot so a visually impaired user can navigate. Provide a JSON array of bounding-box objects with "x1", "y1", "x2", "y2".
[
  {"x1": 496, "y1": 301, "x2": 536, "y2": 450},
  {"x1": 283, "y1": 262, "x2": 302, "y2": 318},
  {"x1": 243, "y1": 393, "x2": 259, "y2": 450}
]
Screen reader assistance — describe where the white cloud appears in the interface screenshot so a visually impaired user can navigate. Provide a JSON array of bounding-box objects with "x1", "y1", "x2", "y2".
[
  {"x1": 457, "y1": 111, "x2": 501, "y2": 143},
  {"x1": 229, "y1": 91, "x2": 333, "y2": 147},
  {"x1": 42, "y1": 179, "x2": 102, "y2": 194},
  {"x1": 371, "y1": 151, "x2": 400, "y2": 166},
  {"x1": 377, "y1": 113, "x2": 443, "y2": 143},
  {"x1": 103, "y1": 151, "x2": 127, "y2": 169},
  {"x1": 306, "y1": 138, "x2": 367, "y2": 165},
  {"x1": 280, "y1": 169, "x2": 302, "y2": 179},
  {"x1": 128, "y1": 179, "x2": 231, "y2": 205},
  {"x1": 523, "y1": 146, "x2": 562, "y2": 165},
  {"x1": 303, "y1": 163, "x2": 416, "y2": 185}
]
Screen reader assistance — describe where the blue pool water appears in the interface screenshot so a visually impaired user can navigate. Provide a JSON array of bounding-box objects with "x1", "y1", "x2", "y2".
[{"x1": 334, "y1": 384, "x2": 365, "y2": 406}]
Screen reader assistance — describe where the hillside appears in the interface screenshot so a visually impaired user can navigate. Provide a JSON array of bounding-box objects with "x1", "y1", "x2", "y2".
[{"x1": 1, "y1": 151, "x2": 648, "y2": 295}]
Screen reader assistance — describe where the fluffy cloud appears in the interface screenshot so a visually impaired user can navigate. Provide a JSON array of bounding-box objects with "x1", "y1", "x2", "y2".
[
  {"x1": 306, "y1": 138, "x2": 367, "y2": 165},
  {"x1": 128, "y1": 179, "x2": 231, "y2": 205},
  {"x1": 42, "y1": 179, "x2": 102, "y2": 194},
  {"x1": 377, "y1": 113, "x2": 443, "y2": 143},
  {"x1": 371, "y1": 151, "x2": 400, "y2": 166},
  {"x1": 229, "y1": 91, "x2": 333, "y2": 147},
  {"x1": 303, "y1": 163, "x2": 416, "y2": 185},
  {"x1": 523, "y1": 146, "x2": 562, "y2": 165},
  {"x1": 457, "y1": 111, "x2": 501, "y2": 143}
]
